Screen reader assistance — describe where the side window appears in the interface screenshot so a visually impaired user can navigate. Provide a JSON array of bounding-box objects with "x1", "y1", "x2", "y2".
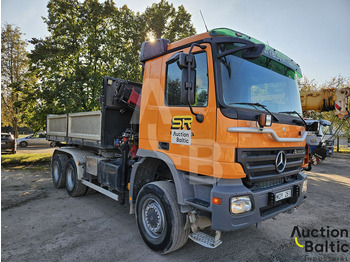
[{"x1": 165, "y1": 52, "x2": 208, "y2": 107}]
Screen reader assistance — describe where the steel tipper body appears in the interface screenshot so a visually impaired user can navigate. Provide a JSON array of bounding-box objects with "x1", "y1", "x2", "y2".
[{"x1": 48, "y1": 28, "x2": 308, "y2": 253}]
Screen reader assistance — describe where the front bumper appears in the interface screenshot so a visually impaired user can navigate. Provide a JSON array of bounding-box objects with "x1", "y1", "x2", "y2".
[{"x1": 211, "y1": 172, "x2": 307, "y2": 231}]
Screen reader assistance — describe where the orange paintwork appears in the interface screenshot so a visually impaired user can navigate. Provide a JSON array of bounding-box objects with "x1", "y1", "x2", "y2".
[
  {"x1": 167, "y1": 32, "x2": 210, "y2": 50},
  {"x1": 139, "y1": 33, "x2": 306, "y2": 179},
  {"x1": 157, "y1": 43, "x2": 216, "y2": 177}
]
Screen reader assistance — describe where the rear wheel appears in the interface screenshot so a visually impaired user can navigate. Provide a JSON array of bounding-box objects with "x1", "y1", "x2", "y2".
[
  {"x1": 52, "y1": 155, "x2": 66, "y2": 188},
  {"x1": 19, "y1": 141, "x2": 28, "y2": 147},
  {"x1": 65, "y1": 159, "x2": 87, "y2": 197},
  {"x1": 136, "y1": 181, "x2": 189, "y2": 254},
  {"x1": 50, "y1": 141, "x2": 56, "y2": 147}
]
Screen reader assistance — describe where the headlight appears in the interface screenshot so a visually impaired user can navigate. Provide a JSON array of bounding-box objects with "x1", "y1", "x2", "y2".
[
  {"x1": 302, "y1": 179, "x2": 308, "y2": 193},
  {"x1": 230, "y1": 196, "x2": 252, "y2": 214}
]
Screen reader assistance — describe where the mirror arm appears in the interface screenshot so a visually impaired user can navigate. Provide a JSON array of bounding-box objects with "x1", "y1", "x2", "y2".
[
  {"x1": 185, "y1": 43, "x2": 206, "y2": 123},
  {"x1": 187, "y1": 90, "x2": 204, "y2": 123},
  {"x1": 189, "y1": 43, "x2": 207, "y2": 54}
]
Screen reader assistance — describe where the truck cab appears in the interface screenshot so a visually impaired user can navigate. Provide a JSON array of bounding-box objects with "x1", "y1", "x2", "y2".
[{"x1": 134, "y1": 28, "x2": 307, "y2": 240}]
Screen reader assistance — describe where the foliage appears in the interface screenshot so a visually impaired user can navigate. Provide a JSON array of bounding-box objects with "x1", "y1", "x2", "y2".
[
  {"x1": 142, "y1": 1, "x2": 196, "y2": 41},
  {"x1": 25, "y1": 0, "x2": 196, "y2": 131},
  {"x1": 298, "y1": 75, "x2": 318, "y2": 92},
  {"x1": 1, "y1": 24, "x2": 30, "y2": 137}
]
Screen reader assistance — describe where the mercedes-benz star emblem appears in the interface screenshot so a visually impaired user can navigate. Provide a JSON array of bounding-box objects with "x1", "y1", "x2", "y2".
[{"x1": 275, "y1": 151, "x2": 287, "y2": 173}]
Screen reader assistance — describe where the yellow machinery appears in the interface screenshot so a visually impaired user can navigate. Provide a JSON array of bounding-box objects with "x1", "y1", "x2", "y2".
[{"x1": 300, "y1": 87, "x2": 350, "y2": 119}]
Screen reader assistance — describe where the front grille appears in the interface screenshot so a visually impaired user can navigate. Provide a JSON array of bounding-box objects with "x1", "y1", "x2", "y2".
[{"x1": 236, "y1": 147, "x2": 305, "y2": 188}]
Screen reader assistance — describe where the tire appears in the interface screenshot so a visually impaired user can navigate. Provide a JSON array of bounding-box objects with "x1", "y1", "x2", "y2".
[
  {"x1": 19, "y1": 141, "x2": 28, "y2": 147},
  {"x1": 52, "y1": 155, "x2": 66, "y2": 188},
  {"x1": 50, "y1": 141, "x2": 56, "y2": 147},
  {"x1": 136, "y1": 181, "x2": 189, "y2": 254},
  {"x1": 65, "y1": 158, "x2": 87, "y2": 197}
]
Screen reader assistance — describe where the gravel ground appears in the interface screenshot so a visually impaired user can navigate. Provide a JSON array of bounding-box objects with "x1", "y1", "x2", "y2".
[{"x1": 1, "y1": 157, "x2": 350, "y2": 262}]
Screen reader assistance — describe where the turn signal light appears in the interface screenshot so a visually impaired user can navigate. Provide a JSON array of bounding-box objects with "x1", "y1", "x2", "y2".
[
  {"x1": 212, "y1": 197, "x2": 222, "y2": 205},
  {"x1": 258, "y1": 113, "x2": 272, "y2": 128},
  {"x1": 302, "y1": 144, "x2": 309, "y2": 167}
]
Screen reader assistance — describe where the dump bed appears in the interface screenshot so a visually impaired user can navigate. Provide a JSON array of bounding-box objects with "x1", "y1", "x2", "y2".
[{"x1": 47, "y1": 77, "x2": 141, "y2": 150}]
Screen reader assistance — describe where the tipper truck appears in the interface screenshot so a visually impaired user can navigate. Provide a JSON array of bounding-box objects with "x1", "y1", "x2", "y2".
[{"x1": 47, "y1": 28, "x2": 310, "y2": 253}]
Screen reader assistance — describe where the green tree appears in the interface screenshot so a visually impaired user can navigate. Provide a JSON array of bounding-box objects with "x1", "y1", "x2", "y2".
[
  {"x1": 27, "y1": 0, "x2": 196, "y2": 130},
  {"x1": 142, "y1": 0, "x2": 196, "y2": 42},
  {"x1": 1, "y1": 24, "x2": 29, "y2": 138}
]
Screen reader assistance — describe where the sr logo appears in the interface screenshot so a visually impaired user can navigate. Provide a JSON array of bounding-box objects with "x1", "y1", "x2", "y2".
[{"x1": 171, "y1": 115, "x2": 193, "y2": 130}]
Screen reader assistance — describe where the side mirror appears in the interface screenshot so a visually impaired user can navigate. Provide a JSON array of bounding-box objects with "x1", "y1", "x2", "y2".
[
  {"x1": 166, "y1": 52, "x2": 197, "y2": 105},
  {"x1": 181, "y1": 63, "x2": 196, "y2": 105}
]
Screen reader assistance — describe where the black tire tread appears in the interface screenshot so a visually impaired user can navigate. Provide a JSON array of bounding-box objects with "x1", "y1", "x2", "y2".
[
  {"x1": 137, "y1": 181, "x2": 189, "y2": 254},
  {"x1": 52, "y1": 154, "x2": 65, "y2": 188},
  {"x1": 65, "y1": 159, "x2": 87, "y2": 197}
]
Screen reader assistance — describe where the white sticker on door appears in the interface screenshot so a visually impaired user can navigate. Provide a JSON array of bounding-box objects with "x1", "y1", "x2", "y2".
[{"x1": 171, "y1": 130, "x2": 191, "y2": 145}]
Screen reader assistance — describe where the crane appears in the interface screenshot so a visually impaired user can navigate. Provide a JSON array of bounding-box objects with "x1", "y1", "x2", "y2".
[{"x1": 300, "y1": 87, "x2": 350, "y2": 170}]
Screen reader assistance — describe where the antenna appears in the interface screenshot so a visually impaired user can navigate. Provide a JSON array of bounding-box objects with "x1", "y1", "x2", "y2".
[{"x1": 200, "y1": 10, "x2": 209, "y2": 32}]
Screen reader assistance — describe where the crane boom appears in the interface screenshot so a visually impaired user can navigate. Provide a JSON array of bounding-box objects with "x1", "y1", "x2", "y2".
[{"x1": 300, "y1": 87, "x2": 350, "y2": 119}]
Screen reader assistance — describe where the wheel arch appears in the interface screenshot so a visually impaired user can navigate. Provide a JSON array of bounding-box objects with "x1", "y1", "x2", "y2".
[
  {"x1": 129, "y1": 149, "x2": 188, "y2": 214},
  {"x1": 52, "y1": 148, "x2": 94, "y2": 180}
]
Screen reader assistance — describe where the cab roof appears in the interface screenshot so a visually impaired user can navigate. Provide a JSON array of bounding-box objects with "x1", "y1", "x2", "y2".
[{"x1": 140, "y1": 28, "x2": 302, "y2": 78}]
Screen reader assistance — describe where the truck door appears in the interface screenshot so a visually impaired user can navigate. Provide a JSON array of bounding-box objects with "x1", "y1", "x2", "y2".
[{"x1": 157, "y1": 44, "x2": 216, "y2": 176}]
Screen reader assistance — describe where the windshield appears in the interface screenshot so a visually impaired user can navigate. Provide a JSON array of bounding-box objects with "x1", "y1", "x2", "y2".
[
  {"x1": 322, "y1": 125, "x2": 332, "y2": 135},
  {"x1": 217, "y1": 43, "x2": 302, "y2": 114}
]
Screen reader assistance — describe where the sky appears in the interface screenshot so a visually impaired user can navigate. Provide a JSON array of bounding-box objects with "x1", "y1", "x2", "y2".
[{"x1": 1, "y1": 0, "x2": 350, "y2": 85}]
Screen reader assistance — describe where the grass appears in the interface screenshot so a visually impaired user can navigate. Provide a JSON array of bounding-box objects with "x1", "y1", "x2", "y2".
[{"x1": 1, "y1": 153, "x2": 51, "y2": 167}]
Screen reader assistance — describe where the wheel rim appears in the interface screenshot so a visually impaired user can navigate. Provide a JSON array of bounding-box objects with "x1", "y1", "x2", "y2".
[
  {"x1": 53, "y1": 162, "x2": 59, "y2": 182},
  {"x1": 66, "y1": 164, "x2": 74, "y2": 191},
  {"x1": 142, "y1": 198, "x2": 165, "y2": 239}
]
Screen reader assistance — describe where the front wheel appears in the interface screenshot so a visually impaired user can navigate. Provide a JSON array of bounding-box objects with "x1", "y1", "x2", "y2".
[
  {"x1": 136, "y1": 181, "x2": 189, "y2": 254},
  {"x1": 65, "y1": 159, "x2": 87, "y2": 197}
]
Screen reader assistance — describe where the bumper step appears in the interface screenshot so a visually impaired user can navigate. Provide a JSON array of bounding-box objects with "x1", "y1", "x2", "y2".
[{"x1": 189, "y1": 231, "x2": 222, "y2": 249}]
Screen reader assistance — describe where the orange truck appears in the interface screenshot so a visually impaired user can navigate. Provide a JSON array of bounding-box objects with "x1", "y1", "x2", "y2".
[{"x1": 47, "y1": 28, "x2": 309, "y2": 253}]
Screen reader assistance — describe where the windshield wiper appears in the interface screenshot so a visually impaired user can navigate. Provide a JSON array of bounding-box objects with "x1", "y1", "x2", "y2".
[
  {"x1": 217, "y1": 39, "x2": 265, "y2": 60},
  {"x1": 279, "y1": 111, "x2": 306, "y2": 126},
  {"x1": 229, "y1": 102, "x2": 279, "y2": 121}
]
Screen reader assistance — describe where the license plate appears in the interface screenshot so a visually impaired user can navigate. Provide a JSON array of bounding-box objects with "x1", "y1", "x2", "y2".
[{"x1": 275, "y1": 189, "x2": 292, "y2": 202}]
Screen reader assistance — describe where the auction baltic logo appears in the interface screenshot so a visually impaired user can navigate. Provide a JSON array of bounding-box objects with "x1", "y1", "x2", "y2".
[{"x1": 291, "y1": 226, "x2": 349, "y2": 253}]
